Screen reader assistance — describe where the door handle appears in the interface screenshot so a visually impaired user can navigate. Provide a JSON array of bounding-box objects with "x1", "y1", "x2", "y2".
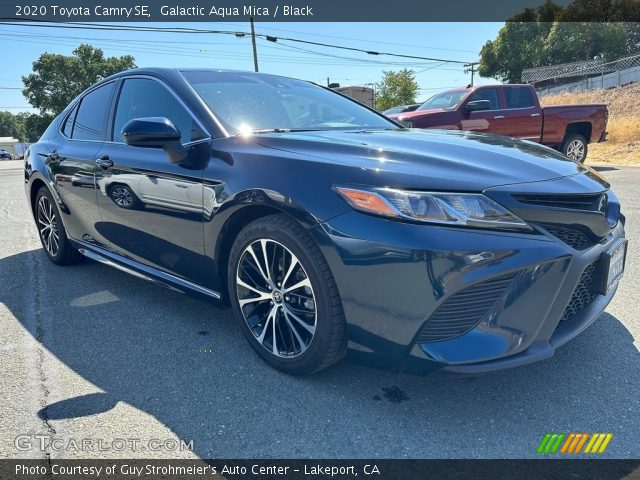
[
  {"x1": 531, "y1": 113, "x2": 541, "y2": 117},
  {"x1": 47, "y1": 150, "x2": 60, "y2": 160},
  {"x1": 174, "y1": 183, "x2": 188, "y2": 189},
  {"x1": 95, "y1": 156, "x2": 113, "y2": 169},
  {"x1": 494, "y1": 115, "x2": 505, "y2": 119}
]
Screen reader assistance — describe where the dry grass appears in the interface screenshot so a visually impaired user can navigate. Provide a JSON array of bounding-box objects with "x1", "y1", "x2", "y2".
[{"x1": 540, "y1": 84, "x2": 640, "y2": 166}]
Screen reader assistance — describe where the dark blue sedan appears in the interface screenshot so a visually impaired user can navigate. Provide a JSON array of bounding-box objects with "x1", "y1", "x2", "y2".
[{"x1": 24, "y1": 68, "x2": 626, "y2": 375}]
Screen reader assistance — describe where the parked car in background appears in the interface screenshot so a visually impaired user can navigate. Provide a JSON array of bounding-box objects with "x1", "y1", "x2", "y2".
[
  {"x1": 24, "y1": 68, "x2": 625, "y2": 376},
  {"x1": 382, "y1": 103, "x2": 422, "y2": 115},
  {"x1": 0, "y1": 149, "x2": 13, "y2": 160},
  {"x1": 387, "y1": 84, "x2": 608, "y2": 162}
]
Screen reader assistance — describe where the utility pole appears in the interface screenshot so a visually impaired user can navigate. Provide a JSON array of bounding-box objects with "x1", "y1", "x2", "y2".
[
  {"x1": 250, "y1": 17, "x2": 259, "y2": 72},
  {"x1": 464, "y1": 62, "x2": 479, "y2": 86}
]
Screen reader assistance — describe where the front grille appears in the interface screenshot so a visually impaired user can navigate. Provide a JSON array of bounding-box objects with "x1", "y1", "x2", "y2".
[
  {"x1": 558, "y1": 263, "x2": 599, "y2": 326},
  {"x1": 417, "y1": 272, "x2": 518, "y2": 343},
  {"x1": 513, "y1": 193, "x2": 604, "y2": 211},
  {"x1": 542, "y1": 224, "x2": 594, "y2": 250}
]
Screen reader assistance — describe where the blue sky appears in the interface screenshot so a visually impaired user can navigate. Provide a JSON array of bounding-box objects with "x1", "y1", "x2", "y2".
[{"x1": 0, "y1": 22, "x2": 503, "y2": 112}]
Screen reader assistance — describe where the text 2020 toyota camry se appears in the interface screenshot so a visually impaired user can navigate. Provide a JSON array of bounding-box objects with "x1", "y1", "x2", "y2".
[{"x1": 24, "y1": 68, "x2": 627, "y2": 375}]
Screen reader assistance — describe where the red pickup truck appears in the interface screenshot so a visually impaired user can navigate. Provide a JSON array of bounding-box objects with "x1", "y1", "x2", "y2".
[{"x1": 387, "y1": 84, "x2": 608, "y2": 162}]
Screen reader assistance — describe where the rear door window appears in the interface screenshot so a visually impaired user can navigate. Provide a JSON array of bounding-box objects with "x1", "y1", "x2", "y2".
[
  {"x1": 62, "y1": 104, "x2": 79, "y2": 138},
  {"x1": 71, "y1": 82, "x2": 115, "y2": 141},
  {"x1": 504, "y1": 87, "x2": 535, "y2": 109}
]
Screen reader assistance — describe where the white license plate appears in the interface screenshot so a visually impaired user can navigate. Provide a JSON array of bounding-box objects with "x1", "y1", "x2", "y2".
[{"x1": 605, "y1": 241, "x2": 626, "y2": 292}]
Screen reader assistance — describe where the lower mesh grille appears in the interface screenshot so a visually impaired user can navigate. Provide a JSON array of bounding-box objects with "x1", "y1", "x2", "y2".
[
  {"x1": 417, "y1": 272, "x2": 518, "y2": 343},
  {"x1": 542, "y1": 224, "x2": 594, "y2": 250},
  {"x1": 558, "y1": 263, "x2": 599, "y2": 326}
]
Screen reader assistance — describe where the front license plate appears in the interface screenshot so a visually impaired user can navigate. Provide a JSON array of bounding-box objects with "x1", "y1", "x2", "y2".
[{"x1": 604, "y1": 241, "x2": 627, "y2": 292}]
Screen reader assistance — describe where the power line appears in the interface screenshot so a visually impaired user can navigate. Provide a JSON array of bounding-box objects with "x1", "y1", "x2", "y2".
[
  {"x1": 233, "y1": 24, "x2": 479, "y2": 54},
  {"x1": 0, "y1": 21, "x2": 474, "y2": 65},
  {"x1": 0, "y1": 29, "x2": 455, "y2": 69}
]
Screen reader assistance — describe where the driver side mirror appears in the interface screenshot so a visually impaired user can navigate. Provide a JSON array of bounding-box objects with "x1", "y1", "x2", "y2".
[
  {"x1": 464, "y1": 99, "x2": 491, "y2": 112},
  {"x1": 121, "y1": 117, "x2": 188, "y2": 164}
]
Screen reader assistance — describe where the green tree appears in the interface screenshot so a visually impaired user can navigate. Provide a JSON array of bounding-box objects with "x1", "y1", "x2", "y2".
[
  {"x1": 0, "y1": 111, "x2": 26, "y2": 140},
  {"x1": 22, "y1": 113, "x2": 55, "y2": 142},
  {"x1": 478, "y1": 0, "x2": 640, "y2": 83},
  {"x1": 374, "y1": 69, "x2": 419, "y2": 111},
  {"x1": 23, "y1": 44, "x2": 135, "y2": 116}
]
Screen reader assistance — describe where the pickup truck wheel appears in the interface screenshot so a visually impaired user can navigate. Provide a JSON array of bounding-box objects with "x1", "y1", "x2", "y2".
[
  {"x1": 561, "y1": 134, "x2": 588, "y2": 163},
  {"x1": 228, "y1": 214, "x2": 347, "y2": 375}
]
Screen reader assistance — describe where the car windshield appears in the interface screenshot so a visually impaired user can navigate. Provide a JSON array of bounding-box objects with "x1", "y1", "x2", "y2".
[
  {"x1": 417, "y1": 90, "x2": 468, "y2": 111},
  {"x1": 182, "y1": 71, "x2": 395, "y2": 134}
]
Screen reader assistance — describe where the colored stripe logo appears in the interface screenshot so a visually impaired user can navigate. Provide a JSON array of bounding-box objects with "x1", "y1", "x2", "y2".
[{"x1": 537, "y1": 433, "x2": 613, "y2": 454}]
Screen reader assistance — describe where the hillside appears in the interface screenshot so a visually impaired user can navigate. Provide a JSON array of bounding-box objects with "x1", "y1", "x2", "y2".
[{"x1": 539, "y1": 84, "x2": 640, "y2": 166}]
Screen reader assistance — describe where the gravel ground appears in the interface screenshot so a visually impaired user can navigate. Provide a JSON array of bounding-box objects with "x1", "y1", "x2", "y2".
[{"x1": 0, "y1": 160, "x2": 638, "y2": 459}]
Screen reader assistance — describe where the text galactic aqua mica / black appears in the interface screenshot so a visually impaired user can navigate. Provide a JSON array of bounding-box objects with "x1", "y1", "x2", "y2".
[{"x1": 24, "y1": 68, "x2": 626, "y2": 375}]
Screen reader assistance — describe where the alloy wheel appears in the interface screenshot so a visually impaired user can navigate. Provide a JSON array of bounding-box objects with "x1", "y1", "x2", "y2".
[
  {"x1": 565, "y1": 139, "x2": 585, "y2": 161},
  {"x1": 37, "y1": 195, "x2": 60, "y2": 257},
  {"x1": 111, "y1": 186, "x2": 135, "y2": 208},
  {"x1": 236, "y1": 239, "x2": 317, "y2": 358}
]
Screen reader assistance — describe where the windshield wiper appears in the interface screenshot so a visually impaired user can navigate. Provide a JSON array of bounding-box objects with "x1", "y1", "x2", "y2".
[
  {"x1": 251, "y1": 128, "x2": 291, "y2": 134},
  {"x1": 234, "y1": 128, "x2": 328, "y2": 136}
]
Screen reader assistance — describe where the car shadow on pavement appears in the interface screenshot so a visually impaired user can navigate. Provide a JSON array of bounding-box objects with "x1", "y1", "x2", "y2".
[{"x1": 2, "y1": 249, "x2": 639, "y2": 459}]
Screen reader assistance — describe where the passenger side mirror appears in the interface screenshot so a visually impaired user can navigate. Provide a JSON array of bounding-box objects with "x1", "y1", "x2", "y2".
[
  {"x1": 464, "y1": 100, "x2": 491, "y2": 112},
  {"x1": 121, "y1": 117, "x2": 188, "y2": 164}
]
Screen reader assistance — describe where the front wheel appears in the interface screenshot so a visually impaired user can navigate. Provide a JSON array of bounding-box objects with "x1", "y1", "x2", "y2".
[
  {"x1": 561, "y1": 134, "x2": 588, "y2": 163},
  {"x1": 228, "y1": 214, "x2": 346, "y2": 375}
]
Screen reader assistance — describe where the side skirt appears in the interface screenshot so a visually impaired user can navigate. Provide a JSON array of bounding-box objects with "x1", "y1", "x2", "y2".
[{"x1": 70, "y1": 239, "x2": 222, "y2": 302}]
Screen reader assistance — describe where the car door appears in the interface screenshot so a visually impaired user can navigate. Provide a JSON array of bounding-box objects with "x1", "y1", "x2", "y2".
[
  {"x1": 48, "y1": 81, "x2": 116, "y2": 249},
  {"x1": 498, "y1": 86, "x2": 543, "y2": 141},
  {"x1": 459, "y1": 87, "x2": 503, "y2": 134},
  {"x1": 94, "y1": 76, "x2": 211, "y2": 284}
]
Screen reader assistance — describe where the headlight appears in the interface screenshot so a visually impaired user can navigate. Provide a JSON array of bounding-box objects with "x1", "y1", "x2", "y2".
[{"x1": 334, "y1": 186, "x2": 531, "y2": 231}]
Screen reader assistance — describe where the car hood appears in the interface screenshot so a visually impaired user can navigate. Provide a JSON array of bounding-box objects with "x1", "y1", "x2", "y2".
[{"x1": 254, "y1": 128, "x2": 588, "y2": 191}]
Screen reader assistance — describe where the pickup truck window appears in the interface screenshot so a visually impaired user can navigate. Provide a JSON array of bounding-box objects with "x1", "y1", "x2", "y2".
[
  {"x1": 468, "y1": 88, "x2": 499, "y2": 110},
  {"x1": 504, "y1": 87, "x2": 534, "y2": 109},
  {"x1": 418, "y1": 90, "x2": 467, "y2": 111}
]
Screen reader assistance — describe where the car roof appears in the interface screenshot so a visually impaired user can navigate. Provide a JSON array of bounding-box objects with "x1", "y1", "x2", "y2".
[{"x1": 102, "y1": 67, "x2": 306, "y2": 84}]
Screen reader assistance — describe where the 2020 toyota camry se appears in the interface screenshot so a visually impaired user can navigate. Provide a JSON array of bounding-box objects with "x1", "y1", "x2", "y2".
[{"x1": 24, "y1": 68, "x2": 626, "y2": 375}]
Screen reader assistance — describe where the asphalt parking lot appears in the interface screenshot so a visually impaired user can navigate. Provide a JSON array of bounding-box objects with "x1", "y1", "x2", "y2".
[{"x1": 0, "y1": 159, "x2": 638, "y2": 459}]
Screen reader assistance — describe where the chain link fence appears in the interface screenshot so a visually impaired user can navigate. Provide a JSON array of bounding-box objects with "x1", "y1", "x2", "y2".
[{"x1": 522, "y1": 54, "x2": 640, "y2": 95}]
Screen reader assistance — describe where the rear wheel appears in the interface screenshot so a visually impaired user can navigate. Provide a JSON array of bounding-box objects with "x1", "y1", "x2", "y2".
[
  {"x1": 228, "y1": 214, "x2": 346, "y2": 375},
  {"x1": 35, "y1": 186, "x2": 82, "y2": 265},
  {"x1": 561, "y1": 134, "x2": 588, "y2": 163}
]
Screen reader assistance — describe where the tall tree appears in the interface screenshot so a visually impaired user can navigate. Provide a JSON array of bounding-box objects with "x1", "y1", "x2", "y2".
[
  {"x1": 478, "y1": 0, "x2": 640, "y2": 83},
  {"x1": 22, "y1": 44, "x2": 135, "y2": 116},
  {"x1": 0, "y1": 111, "x2": 25, "y2": 140},
  {"x1": 374, "y1": 69, "x2": 419, "y2": 111}
]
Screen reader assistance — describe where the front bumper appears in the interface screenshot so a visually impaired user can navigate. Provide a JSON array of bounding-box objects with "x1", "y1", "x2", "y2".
[{"x1": 311, "y1": 210, "x2": 625, "y2": 375}]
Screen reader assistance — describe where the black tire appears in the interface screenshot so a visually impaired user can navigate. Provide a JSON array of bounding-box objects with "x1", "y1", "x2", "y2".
[
  {"x1": 228, "y1": 214, "x2": 347, "y2": 375},
  {"x1": 34, "y1": 186, "x2": 83, "y2": 265},
  {"x1": 108, "y1": 184, "x2": 140, "y2": 209},
  {"x1": 560, "y1": 134, "x2": 588, "y2": 163}
]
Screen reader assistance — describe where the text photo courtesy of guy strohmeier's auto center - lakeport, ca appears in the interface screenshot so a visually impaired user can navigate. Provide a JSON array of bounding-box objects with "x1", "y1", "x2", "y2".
[{"x1": 0, "y1": 0, "x2": 639, "y2": 479}]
